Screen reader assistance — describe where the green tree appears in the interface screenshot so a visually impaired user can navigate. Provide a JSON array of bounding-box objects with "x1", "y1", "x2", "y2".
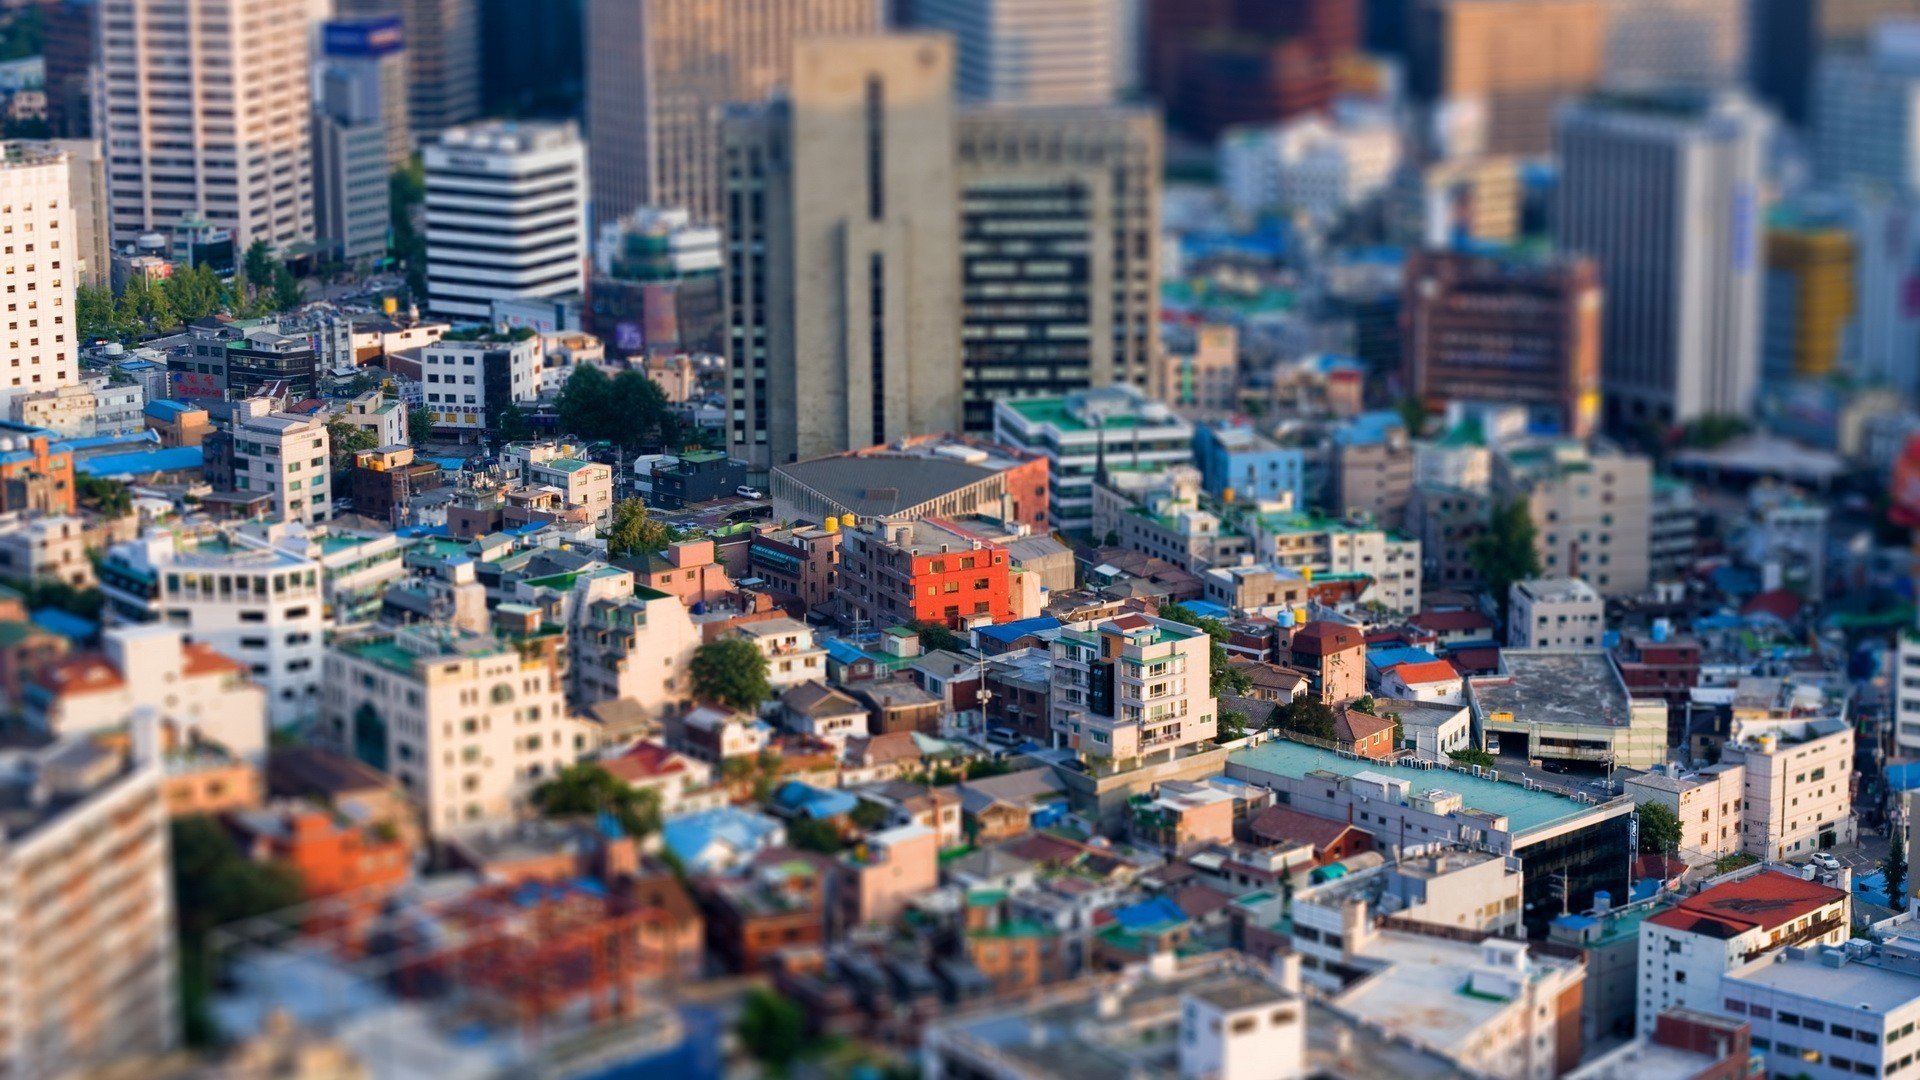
[
  {"x1": 164, "y1": 263, "x2": 225, "y2": 321},
  {"x1": 390, "y1": 159, "x2": 428, "y2": 300},
  {"x1": 75, "y1": 476, "x2": 133, "y2": 517},
  {"x1": 1396, "y1": 395, "x2": 1429, "y2": 438},
  {"x1": 493, "y1": 400, "x2": 534, "y2": 444},
  {"x1": 738, "y1": 987, "x2": 810, "y2": 1074},
  {"x1": 77, "y1": 284, "x2": 123, "y2": 341},
  {"x1": 1680, "y1": 412, "x2": 1751, "y2": 450},
  {"x1": 532, "y1": 762, "x2": 664, "y2": 839},
  {"x1": 1158, "y1": 602, "x2": 1255, "y2": 698},
  {"x1": 786, "y1": 816, "x2": 844, "y2": 854},
  {"x1": 1637, "y1": 800, "x2": 1682, "y2": 856},
  {"x1": 911, "y1": 620, "x2": 968, "y2": 653},
  {"x1": 1272, "y1": 697, "x2": 1338, "y2": 740},
  {"x1": 1887, "y1": 828, "x2": 1909, "y2": 909},
  {"x1": 556, "y1": 364, "x2": 618, "y2": 442},
  {"x1": 688, "y1": 638, "x2": 772, "y2": 712},
  {"x1": 1470, "y1": 497, "x2": 1542, "y2": 624},
  {"x1": 243, "y1": 239, "x2": 276, "y2": 287},
  {"x1": 1448, "y1": 747, "x2": 1496, "y2": 769},
  {"x1": 407, "y1": 405, "x2": 435, "y2": 445},
  {"x1": 270, "y1": 264, "x2": 305, "y2": 312},
  {"x1": 604, "y1": 497, "x2": 676, "y2": 560},
  {"x1": 1215, "y1": 710, "x2": 1249, "y2": 744},
  {"x1": 850, "y1": 799, "x2": 891, "y2": 831},
  {"x1": 326, "y1": 418, "x2": 380, "y2": 467},
  {"x1": 172, "y1": 815, "x2": 305, "y2": 1045}
]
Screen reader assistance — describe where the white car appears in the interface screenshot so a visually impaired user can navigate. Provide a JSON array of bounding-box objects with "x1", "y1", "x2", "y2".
[{"x1": 1810, "y1": 852, "x2": 1842, "y2": 872}]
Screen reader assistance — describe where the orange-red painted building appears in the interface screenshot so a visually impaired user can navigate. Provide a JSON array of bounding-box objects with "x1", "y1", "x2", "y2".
[
  {"x1": 229, "y1": 803, "x2": 413, "y2": 903},
  {"x1": 839, "y1": 518, "x2": 1016, "y2": 631},
  {"x1": 0, "y1": 421, "x2": 74, "y2": 514}
]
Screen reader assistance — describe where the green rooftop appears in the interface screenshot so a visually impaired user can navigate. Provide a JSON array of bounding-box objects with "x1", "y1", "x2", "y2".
[
  {"x1": 542, "y1": 457, "x2": 595, "y2": 473},
  {"x1": 340, "y1": 636, "x2": 424, "y2": 675},
  {"x1": 1002, "y1": 397, "x2": 1155, "y2": 432}
]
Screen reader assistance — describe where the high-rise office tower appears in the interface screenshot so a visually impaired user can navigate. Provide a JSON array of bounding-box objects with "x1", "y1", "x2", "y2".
[
  {"x1": 337, "y1": 0, "x2": 480, "y2": 136},
  {"x1": 99, "y1": 0, "x2": 314, "y2": 251},
  {"x1": 953, "y1": 107, "x2": 1160, "y2": 432},
  {"x1": 1815, "y1": 22, "x2": 1920, "y2": 195},
  {"x1": 1762, "y1": 218, "x2": 1855, "y2": 384},
  {"x1": 0, "y1": 145, "x2": 80, "y2": 418},
  {"x1": 1401, "y1": 250, "x2": 1602, "y2": 439},
  {"x1": 481, "y1": 0, "x2": 584, "y2": 118},
  {"x1": 12, "y1": 139, "x2": 109, "y2": 290},
  {"x1": 1408, "y1": 0, "x2": 1607, "y2": 157},
  {"x1": 911, "y1": 0, "x2": 1120, "y2": 105},
  {"x1": 1557, "y1": 89, "x2": 1769, "y2": 431},
  {"x1": 314, "y1": 18, "x2": 411, "y2": 265},
  {"x1": 41, "y1": 0, "x2": 95, "y2": 139},
  {"x1": 1754, "y1": 0, "x2": 1920, "y2": 124},
  {"x1": 1601, "y1": 0, "x2": 1746, "y2": 89},
  {"x1": 319, "y1": 17, "x2": 412, "y2": 170},
  {"x1": 423, "y1": 121, "x2": 588, "y2": 321},
  {"x1": 1145, "y1": 0, "x2": 1361, "y2": 138},
  {"x1": 586, "y1": 0, "x2": 881, "y2": 225},
  {"x1": 722, "y1": 34, "x2": 962, "y2": 473}
]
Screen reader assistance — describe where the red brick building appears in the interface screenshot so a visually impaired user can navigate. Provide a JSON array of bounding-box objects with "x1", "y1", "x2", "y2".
[{"x1": 0, "y1": 421, "x2": 75, "y2": 514}]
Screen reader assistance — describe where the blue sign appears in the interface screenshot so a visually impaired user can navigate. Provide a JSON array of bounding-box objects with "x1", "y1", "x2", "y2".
[{"x1": 323, "y1": 17, "x2": 405, "y2": 59}]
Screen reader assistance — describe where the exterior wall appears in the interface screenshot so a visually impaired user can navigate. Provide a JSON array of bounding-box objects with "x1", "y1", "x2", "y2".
[
  {"x1": 1050, "y1": 616, "x2": 1218, "y2": 761},
  {"x1": 1623, "y1": 765, "x2": 1744, "y2": 863},
  {"x1": 1508, "y1": 580, "x2": 1605, "y2": 649},
  {"x1": 423, "y1": 122, "x2": 586, "y2": 320},
  {"x1": 233, "y1": 413, "x2": 332, "y2": 525},
  {"x1": 0, "y1": 146, "x2": 79, "y2": 419},
  {"x1": 1720, "y1": 726, "x2": 1856, "y2": 859},
  {"x1": 1637, "y1": 893, "x2": 1848, "y2": 1035}
]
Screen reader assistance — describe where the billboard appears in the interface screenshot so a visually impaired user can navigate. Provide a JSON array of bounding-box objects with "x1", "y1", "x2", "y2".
[{"x1": 323, "y1": 17, "x2": 405, "y2": 59}]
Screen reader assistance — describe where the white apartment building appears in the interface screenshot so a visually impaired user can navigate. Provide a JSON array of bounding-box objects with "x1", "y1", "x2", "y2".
[
  {"x1": 1742, "y1": 484, "x2": 1829, "y2": 600},
  {"x1": 0, "y1": 731, "x2": 176, "y2": 1079},
  {"x1": 1050, "y1": 613, "x2": 1217, "y2": 763},
  {"x1": 99, "y1": 0, "x2": 314, "y2": 251},
  {"x1": 418, "y1": 330, "x2": 545, "y2": 433},
  {"x1": 0, "y1": 512, "x2": 90, "y2": 586},
  {"x1": 1221, "y1": 109, "x2": 1403, "y2": 226},
  {"x1": 335, "y1": 391, "x2": 407, "y2": 448},
  {"x1": 1897, "y1": 629, "x2": 1920, "y2": 756},
  {"x1": 1637, "y1": 869, "x2": 1850, "y2": 1036},
  {"x1": 1622, "y1": 761, "x2": 1744, "y2": 863},
  {"x1": 1714, "y1": 681, "x2": 1856, "y2": 859},
  {"x1": 321, "y1": 625, "x2": 590, "y2": 835},
  {"x1": 1242, "y1": 510, "x2": 1423, "y2": 615},
  {"x1": 97, "y1": 524, "x2": 327, "y2": 729},
  {"x1": 233, "y1": 411, "x2": 331, "y2": 525},
  {"x1": 994, "y1": 386, "x2": 1193, "y2": 534},
  {"x1": 27, "y1": 624, "x2": 268, "y2": 761},
  {"x1": 424, "y1": 121, "x2": 587, "y2": 320},
  {"x1": 1507, "y1": 577, "x2": 1604, "y2": 649},
  {"x1": 724, "y1": 617, "x2": 828, "y2": 697},
  {"x1": 568, "y1": 568, "x2": 702, "y2": 719},
  {"x1": 0, "y1": 143, "x2": 78, "y2": 418},
  {"x1": 913, "y1": 0, "x2": 1119, "y2": 106},
  {"x1": 1722, "y1": 940, "x2": 1920, "y2": 1080}
]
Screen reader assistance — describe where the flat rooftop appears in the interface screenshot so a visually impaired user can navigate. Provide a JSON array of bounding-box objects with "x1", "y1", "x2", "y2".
[
  {"x1": 1335, "y1": 931, "x2": 1576, "y2": 1055},
  {"x1": 775, "y1": 454, "x2": 994, "y2": 517},
  {"x1": 1229, "y1": 738, "x2": 1611, "y2": 837},
  {"x1": 1728, "y1": 947, "x2": 1920, "y2": 1013},
  {"x1": 1472, "y1": 650, "x2": 1631, "y2": 729}
]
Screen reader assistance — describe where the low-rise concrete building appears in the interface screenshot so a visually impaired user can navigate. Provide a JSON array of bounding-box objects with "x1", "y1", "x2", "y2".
[
  {"x1": 1622, "y1": 762, "x2": 1744, "y2": 864},
  {"x1": 1507, "y1": 577, "x2": 1604, "y2": 649},
  {"x1": 1467, "y1": 649, "x2": 1668, "y2": 772}
]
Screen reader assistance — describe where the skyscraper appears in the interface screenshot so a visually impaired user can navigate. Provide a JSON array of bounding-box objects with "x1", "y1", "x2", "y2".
[
  {"x1": 911, "y1": 0, "x2": 1120, "y2": 105},
  {"x1": 0, "y1": 145, "x2": 80, "y2": 418},
  {"x1": 1601, "y1": 0, "x2": 1747, "y2": 88},
  {"x1": 722, "y1": 34, "x2": 962, "y2": 472},
  {"x1": 314, "y1": 18, "x2": 410, "y2": 265},
  {"x1": 1408, "y1": 0, "x2": 1607, "y2": 157},
  {"x1": 423, "y1": 122, "x2": 588, "y2": 321},
  {"x1": 953, "y1": 107, "x2": 1160, "y2": 432},
  {"x1": 99, "y1": 0, "x2": 314, "y2": 251},
  {"x1": 585, "y1": 0, "x2": 881, "y2": 225},
  {"x1": 338, "y1": 0, "x2": 481, "y2": 137},
  {"x1": 1815, "y1": 22, "x2": 1920, "y2": 196},
  {"x1": 1557, "y1": 89, "x2": 1769, "y2": 430}
]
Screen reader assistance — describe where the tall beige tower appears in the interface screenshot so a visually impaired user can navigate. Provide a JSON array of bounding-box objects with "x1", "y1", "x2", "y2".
[
  {"x1": 586, "y1": 0, "x2": 881, "y2": 225},
  {"x1": 723, "y1": 34, "x2": 963, "y2": 473},
  {"x1": 0, "y1": 145, "x2": 79, "y2": 417},
  {"x1": 99, "y1": 0, "x2": 314, "y2": 251}
]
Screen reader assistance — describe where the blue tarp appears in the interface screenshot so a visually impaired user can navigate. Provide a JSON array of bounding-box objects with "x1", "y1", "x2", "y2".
[
  {"x1": 76, "y1": 446, "x2": 203, "y2": 477},
  {"x1": 1112, "y1": 896, "x2": 1187, "y2": 931},
  {"x1": 974, "y1": 616, "x2": 1062, "y2": 647}
]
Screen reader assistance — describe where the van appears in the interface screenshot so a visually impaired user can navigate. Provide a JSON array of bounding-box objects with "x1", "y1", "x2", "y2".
[{"x1": 736, "y1": 486, "x2": 765, "y2": 499}]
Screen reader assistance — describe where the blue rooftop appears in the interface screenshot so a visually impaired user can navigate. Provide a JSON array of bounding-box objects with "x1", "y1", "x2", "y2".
[
  {"x1": 1179, "y1": 600, "x2": 1232, "y2": 621},
  {"x1": 55, "y1": 430, "x2": 160, "y2": 455},
  {"x1": 1112, "y1": 896, "x2": 1188, "y2": 931},
  {"x1": 974, "y1": 616, "x2": 1062, "y2": 647},
  {"x1": 1366, "y1": 645, "x2": 1438, "y2": 671},
  {"x1": 771, "y1": 781, "x2": 859, "y2": 821},
  {"x1": 1228, "y1": 739, "x2": 1613, "y2": 837},
  {"x1": 31, "y1": 608, "x2": 96, "y2": 642},
  {"x1": 660, "y1": 806, "x2": 783, "y2": 874},
  {"x1": 143, "y1": 399, "x2": 194, "y2": 419},
  {"x1": 1332, "y1": 409, "x2": 1406, "y2": 448},
  {"x1": 76, "y1": 446, "x2": 204, "y2": 478}
]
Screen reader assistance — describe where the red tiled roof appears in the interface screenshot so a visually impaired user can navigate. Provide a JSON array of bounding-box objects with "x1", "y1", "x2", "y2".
[
  {"x1": 1449, "y1": 645, "x2": 1503, "y2": 674},
  {"x1": 1388, "y1": 659, "x2": 1460, "y2": 686},
  {"x1": 181, "y1": 642, "x2": 248, "y2": 679},
  {"x1": 1645, "y1": 871, "x2": 1846, "y2": 939},
  {"x1": 1335, "y1": 708, "x2": 1395, "y2": 744},
  {"x1": 1742, "y1": 590, "x2": 1803, "y2": 622},
  {"x1": 1291, "y1": 621, "x2": 1364, "y2": 655},
  {"x1": 1111, "y1": 613, "x2": 1153, "y2": 631},
  {"x1": 602, "y1": 741, "x2": 688, "y2": 782},
  {"x1": 1173, "y1": 884, "x2": 1236, "y2": 920},
  {"x1": 1248, "y1": 805, "x2": 1363, "y2": 852},
  {"x1": 1003, "y1": 833, "x2": 1086, "y2": 866},
  {"x1": 38, "y1": 654, "x2": 125, "y2": 696}
]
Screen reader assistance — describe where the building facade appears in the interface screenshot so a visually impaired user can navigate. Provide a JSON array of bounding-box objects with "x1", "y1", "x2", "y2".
[
  {"x1": 423, "y1": 122, "x2": 587, "y2": 321},
  {"x1": 99, "y1": 0, "x2": 314, "y2": 250},
  {"x1": 1050, "y1": 613, "x2": 1218, "y2": 762},
  {"x1": 722, "y1": 34, "x2": 964, "y2": 473},
  {"x1": 0, "y1": 145, "x2": 79, "y2": 418},
  {"x1": 912, "y1": 0, "x2": 1120, "y2": 106}
]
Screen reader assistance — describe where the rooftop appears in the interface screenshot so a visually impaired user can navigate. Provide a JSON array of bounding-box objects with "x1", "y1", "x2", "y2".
[
  {"x1": 1513, "y1": 577, "x2": 1601, "y2": 605},
  {"x1": 1230, "y1": 739, "x2": 1614, "y2": 837},
  {"x1": 774, "y1": 454, "x2": 995, "y2": 518},
  {"x1": 1645, "y1": 871, "x2": 1847, "y2": 939},
  {"x1": 1336, "y1": 932, "x2": 1577, "y2": 1059},
  {"x1": 1727, "y1": 945, "x2": 1920, "y2": 1014},
  {"x1": 1470, "y1": 649, "x2": 1634, "y2": 729}
]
